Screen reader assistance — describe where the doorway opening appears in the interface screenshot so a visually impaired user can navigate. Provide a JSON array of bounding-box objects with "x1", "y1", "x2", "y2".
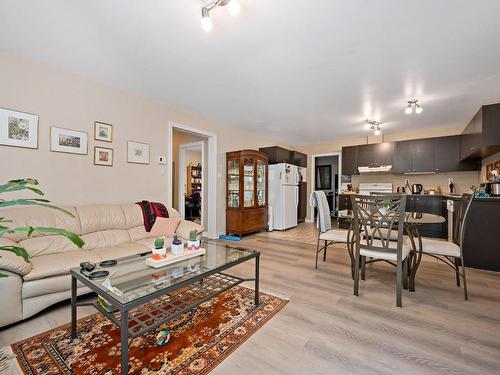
[
  {"x1": 311, "y1": 152, "x2": 342, "y2": 221},
  {"x1": 167, "y1": 122, "x2": 217, "y2": 239}
]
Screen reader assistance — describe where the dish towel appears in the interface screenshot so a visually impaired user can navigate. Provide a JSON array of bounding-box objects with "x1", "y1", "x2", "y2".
[{"x1": 310, "y1": 191, "x2": 331, "y2": 233}]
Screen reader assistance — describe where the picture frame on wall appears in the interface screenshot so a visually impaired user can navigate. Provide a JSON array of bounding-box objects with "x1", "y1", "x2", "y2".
[
  {"x1": 50, "y1": 126, "x2": 88, "y2": 155},
  {"x1": 0, "y1": 107, "x2": 39, "y2": 149},
  {"x1": 94, "y1": 121, "x2": 113, "y2": 142},
  {"x1": 127, "y1": 141, "x2": 150, "y2": 164},
  {"x1": 94, "y1": 146, "x2": 113, "y2": 167}
]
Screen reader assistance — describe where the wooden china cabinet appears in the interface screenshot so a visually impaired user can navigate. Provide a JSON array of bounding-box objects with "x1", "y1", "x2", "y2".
[{"x1": 226, "y1": 150, "x2": 268, "y2": 237}]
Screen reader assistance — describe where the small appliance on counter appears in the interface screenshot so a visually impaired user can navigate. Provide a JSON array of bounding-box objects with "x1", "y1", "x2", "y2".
[
  {"x1": 411, "y1": 184, "x2": 423, "y2": 195},
  {"x1": 396, "y1": 186, "x2": 405, "y2": 193}
]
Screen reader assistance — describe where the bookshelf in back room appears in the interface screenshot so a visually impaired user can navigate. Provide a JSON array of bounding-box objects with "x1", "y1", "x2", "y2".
[{"x1": 186, "y1": 164, "x2": 202, "y2": 196}]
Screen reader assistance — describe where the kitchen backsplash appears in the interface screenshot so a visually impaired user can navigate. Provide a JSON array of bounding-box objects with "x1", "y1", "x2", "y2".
[{"x1": 351, "y1": 171, "x2": 479, "y2": 194}]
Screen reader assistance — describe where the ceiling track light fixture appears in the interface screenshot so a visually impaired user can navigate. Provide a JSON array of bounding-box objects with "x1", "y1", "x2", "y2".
[
  {"x1": 365, "y1": 120, "x2": 382, "y2": 135},
  {"x1": 405, "y1": 99, "x2": 423, "y2": 114},
  {"x1": 201, "y1": 0, "x2": 241, "y2": 32}
]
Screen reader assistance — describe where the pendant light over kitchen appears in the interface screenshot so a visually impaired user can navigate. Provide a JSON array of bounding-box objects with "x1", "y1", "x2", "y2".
[{"x1": 405, "y1": 99, "x2": 423, "y2": 114}]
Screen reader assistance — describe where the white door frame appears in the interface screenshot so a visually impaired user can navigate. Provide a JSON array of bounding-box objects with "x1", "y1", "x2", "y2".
[
  {"x1": 178, "y1": 141, "x2": 205, "y2": 225},
  {"x1": 167, "y1": 122, "x2": 217, "y2": 239},
  {"x1": 309, "y1": 151, "x2": 342, "y2": 222}
]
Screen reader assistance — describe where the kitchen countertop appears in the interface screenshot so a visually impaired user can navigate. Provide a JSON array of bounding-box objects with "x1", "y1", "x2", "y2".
[{"x1": 340, "y1": 192, "x2": 500, "y2": 201}]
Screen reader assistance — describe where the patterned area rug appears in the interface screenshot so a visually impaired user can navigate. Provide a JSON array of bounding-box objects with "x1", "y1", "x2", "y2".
[{"x1": 11, "y1": 287, "x2": 287, "y2": 375}]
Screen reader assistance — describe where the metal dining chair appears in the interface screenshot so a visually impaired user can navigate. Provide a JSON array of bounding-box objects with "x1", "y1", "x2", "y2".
[
  {"x1": 351, "y1": 194, "x2": 411, "y2": 307},
  {"x1": 418, "y1": 193, "x2": 473, "y2": 300},
  {"x1": 310, "y1": 191, "x2": 354, "y2": 270}
]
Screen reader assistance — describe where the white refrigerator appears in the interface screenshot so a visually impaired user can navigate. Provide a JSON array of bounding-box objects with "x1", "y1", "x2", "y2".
[{"x1": 268, "y1": 163, "x2": 299, "y2": 231}]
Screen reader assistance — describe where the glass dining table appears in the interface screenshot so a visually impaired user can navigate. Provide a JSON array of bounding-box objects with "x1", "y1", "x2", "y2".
[{"x1": 337, "y1": 209, "x2": 446, "y2": 292}]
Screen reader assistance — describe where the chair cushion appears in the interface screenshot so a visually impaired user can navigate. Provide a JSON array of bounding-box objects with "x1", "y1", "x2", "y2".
[
  {"x1": 320, "y1": 229, "x2": 350, "y2": 243},
  {"x1": 150, "y1": 217, "x2": 181, "y2": 237},
  {"x1": 421, "y1": 238, "x2": 460, "y2": 257},
  {"x1": 24, "y1": 250, "x2": 101, "y2": 281},
  {"x1": 359, "y1": 239, "x2": 411, "y2": 261}
]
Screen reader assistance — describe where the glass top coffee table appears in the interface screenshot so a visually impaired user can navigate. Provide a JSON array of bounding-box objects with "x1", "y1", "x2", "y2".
[{"x1": 70, "y1": 240, "x2": 260, "y2": 375}]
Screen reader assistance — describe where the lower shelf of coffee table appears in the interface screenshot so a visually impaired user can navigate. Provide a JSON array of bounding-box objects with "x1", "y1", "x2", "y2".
[{"x1": 91, "y1": 272, "x2": 245, "y2": 337}]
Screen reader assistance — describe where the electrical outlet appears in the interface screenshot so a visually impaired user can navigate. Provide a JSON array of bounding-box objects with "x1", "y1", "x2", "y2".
[{"x1": 158, "y1": 156, "x2": 167, "y2": 165}]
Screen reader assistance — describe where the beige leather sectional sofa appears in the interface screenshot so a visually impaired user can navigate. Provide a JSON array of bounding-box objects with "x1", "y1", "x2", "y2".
[{"x1": 0, "y1": 203, "x2": 203, "y2": 328}]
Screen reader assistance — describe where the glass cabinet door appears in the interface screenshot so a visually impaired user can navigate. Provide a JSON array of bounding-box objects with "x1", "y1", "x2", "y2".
[
  {"x1": 243, "y1": 158, "x2": 255, "y2": 207},
  {"x1": 256, "y1": 159, "x2": 266, "y2": 206},
  {"x1": 227, "y1": 159, "x2": 239, "y2": 208}
]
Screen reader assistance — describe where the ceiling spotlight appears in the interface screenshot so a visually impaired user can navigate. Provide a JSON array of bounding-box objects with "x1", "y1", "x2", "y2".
[
  {"x1": 365, "y1": 120, "x2": 382, "y2": 135},
  {"x1": 201, "y1": 0, "x2": 241, "y2": 31},
  {"x1": 227, "y1": 0, "x2": 241, "y2": 16},
  {"x1": 406, "y1": 99, "x2": 422, "y2": 114}
]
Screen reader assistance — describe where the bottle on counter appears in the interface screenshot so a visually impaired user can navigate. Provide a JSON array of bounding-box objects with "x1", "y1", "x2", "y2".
[{"x1": 448, "y1": 178, "x2": 455, "y2": 194}]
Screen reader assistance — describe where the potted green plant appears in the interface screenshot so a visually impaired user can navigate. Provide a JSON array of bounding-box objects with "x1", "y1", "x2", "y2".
[
  {"x1": 187, "y1": 230, "x2": 200, "y2": 251},
  {"x1": 0, "y1": 179, "x2": 84, "y2": 278},
  {"x1": 171, "y1": 234, "x2": 184, "y2": 255},
  {"x1": 152, "y1": 237, "x2": 166, "y2": 261}
]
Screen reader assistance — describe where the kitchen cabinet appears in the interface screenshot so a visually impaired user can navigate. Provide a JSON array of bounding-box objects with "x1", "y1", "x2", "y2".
[
  {"x1": 460, "y1": 103, "x2": 500, "y2": 160},
  {"x1": 291, "y1": 151, "x2": 307, "y2": 167},
  {"x1": 357, "y1": 143, "x2": 394, "y2": 168},
  {"x1": 298, "y1": 181, "x2": 307, "y2": 223},
  {"x1": 406, "y1": 195, "x2": 446, "y2": 239},
  {"x1": 341, "y1": 146, "x2": 358, "y2": 175},
  {"x1": 258, "y1": 146, "x2": 291, "y2": 165},
  {"x1": 392, "y1": 141, "x2": 413, "y2": 173},
  {"x1": 434, "y1": 136, "x2": 459, "y2": 172},
  {"x1": 338, "y1": 194, "x2": 353, "y2": 229}
]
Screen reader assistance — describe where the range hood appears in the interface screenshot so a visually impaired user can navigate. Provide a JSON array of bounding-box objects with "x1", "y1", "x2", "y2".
[{"x1": 358, "y1": 165, "x2": 392, "y2": 173}]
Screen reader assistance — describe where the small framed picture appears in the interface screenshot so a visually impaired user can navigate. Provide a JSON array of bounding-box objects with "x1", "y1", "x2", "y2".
[
  {"x1": 94, "y1": 146, "x2": 113, "y2": 167},
  {"x1": 94, "y1": 121, "x2": 113, "y2": 142},
  {"x1": 127, "y1": 141, "x2": 150, "y2": 164},
  {"x1": 50, "y1": 127, "x2": 88, "y2": 155},
  {"x1": 0, "y1": 108, "x2": 39, "y2": 149}
]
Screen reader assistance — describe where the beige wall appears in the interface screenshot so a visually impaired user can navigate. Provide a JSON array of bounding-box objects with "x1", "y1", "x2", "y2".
[
  {"x1": 0, "y1": 52, "x2": 286, "y2": 235},
  {"x1": 185, "y1": 150, "x2": 202, "y2": 166},
  {"x1": 294, "y1": 126, "x2": 471, "y2": 221}
]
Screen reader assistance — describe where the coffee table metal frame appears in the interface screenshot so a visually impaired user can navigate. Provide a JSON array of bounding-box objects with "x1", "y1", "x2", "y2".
[{"x1": 70, "y1": 245, "x2": 260, "y2": 375}]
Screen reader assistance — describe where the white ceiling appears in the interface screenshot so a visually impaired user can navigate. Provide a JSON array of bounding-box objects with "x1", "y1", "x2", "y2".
[{"x1": 1, "y1": 0, "x2": 500, "y2": 145}]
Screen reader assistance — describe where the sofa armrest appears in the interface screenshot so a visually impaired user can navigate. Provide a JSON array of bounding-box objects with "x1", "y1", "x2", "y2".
[
  {"x1": 0, "y1": 270, "x2": 23, "y2": 327},
  {"x1": 175, "y1": 220, "x2": 204, "y2": 240}
]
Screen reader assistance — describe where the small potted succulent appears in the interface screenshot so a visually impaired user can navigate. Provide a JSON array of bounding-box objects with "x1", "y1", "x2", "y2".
[
  {"x1": 187, "y1": 230, "x2": 200, "y2": 251},
  {"x1": 171, "y1": 235, "x2": 184, "y2": 255},
  {"x1": 152, "y1": 237, "x2": 166, "y2": 261}
]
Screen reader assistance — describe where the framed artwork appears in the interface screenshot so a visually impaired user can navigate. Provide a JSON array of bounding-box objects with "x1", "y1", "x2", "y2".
[
  {"x1": 127, "y1": 141, "x2": 150, "y2": 164},
  {"x1": 486, "y1": 163, "x2": 494, "y2": 181},
  {"x1": 0, "y1": 108, "x2": 39, "y2": 149},
  {"x1": 50, "y1": 127, "x2": 88, "y2": 155},
  {"x1": 94, "y1": 146, "x2": 113, "y2": 167},
  {"x1": 94, "y1": 121, "x2": 113, "y2": 142},
  {"x1": 494, "y1": 160, "x2": 500, "y2": 175}
]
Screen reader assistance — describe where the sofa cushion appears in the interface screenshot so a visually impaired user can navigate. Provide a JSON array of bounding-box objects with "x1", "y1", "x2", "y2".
[
  {"x1": 90, "y1": 242, "x2": 150, "y2": 260},
  {"x1": 0, "y1": 238, "x2": 32, "y2": 275},
  {"x1": 121, "y1": 204, "x2": 145, "y2": 228},
  {"x1": 176, "y1": 220, "x2": 204, "y2": 240},
  {"x1": 150, "y1": 217, "x2": 181, "y2": 237},
  {"x1": 24, "y1": 250, "x2": 101, "y2": 281},
  {"x1": 22, "y1": 274, "x2": 88, "y2": 299},
  {"x1": 0, "y1": 205, "x2": 80, "y2": 242},
  {"x1": 76, "y1": 205, "x2": 127, "y2": 234},
  {"x1": 81, "y1": 229, "x2": 131, "y2": 250},
  {"x1": 19, "y1": 234, "x2": 80, "y2": 258}
]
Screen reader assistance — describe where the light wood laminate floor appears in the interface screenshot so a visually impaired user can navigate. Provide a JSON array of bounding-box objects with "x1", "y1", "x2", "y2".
[{"x1": 1, "y1": 223, "x2": 500, "y2": 374}]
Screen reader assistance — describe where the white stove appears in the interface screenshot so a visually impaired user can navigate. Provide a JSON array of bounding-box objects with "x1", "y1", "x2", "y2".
[{"x1": 358, "y1": 182, "x2": 393, "y2": 195}]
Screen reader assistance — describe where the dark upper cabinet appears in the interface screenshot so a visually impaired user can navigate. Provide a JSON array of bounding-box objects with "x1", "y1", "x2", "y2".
[
  {"x1": 357, "y1": 143, "x2": 394, "y2": 167},
  {"x1": 460, "y1": 103, "x2": 500, "y2": 160},
  {"x1": 393, "y1": 139, "x2": 434, "y2": 173},
  {"x1": 258, "y1": 146, "x2": 291, "y2": 164},
  {"x1": 291, "y1": 150, "x2": 307, "y2": 167},
  {"x1": 434, "y1": 136, "x2": 459, "y2": 172},
  {"x1": 392, "y1": 141, "x2": 413, "y2": 173},
  {"x1": 412, "y1": 138, "x2": 435, "y2": 172},
  {"x1": 341, "y1": 146, "x2": 358, "y2": 175}
]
